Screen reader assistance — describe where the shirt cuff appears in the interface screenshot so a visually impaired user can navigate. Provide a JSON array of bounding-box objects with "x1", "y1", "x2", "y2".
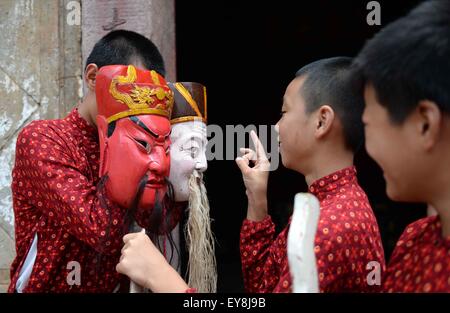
[
  {"x1": 240, "y1": 215, "x2": 275, "y2": 241},
  {"x1": 242, "y1": 215, "x2": 272, "y2": 228}
]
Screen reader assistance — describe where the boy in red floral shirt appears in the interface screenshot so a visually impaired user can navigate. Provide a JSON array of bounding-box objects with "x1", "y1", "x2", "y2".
[
  {"x1": 355, "y1": 0, "x2": 450, "y2": 292},
  {"x1": 236, "y1": 57, "x2": 385, "y2": 292}
]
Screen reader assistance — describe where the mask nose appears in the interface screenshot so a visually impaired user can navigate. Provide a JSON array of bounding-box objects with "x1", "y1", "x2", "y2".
[
  {"x1": 195, "y1": 152, "x2": 208, "y2": 173},
  {"x1": 148, "y1": 146, "x2": 169, "y2": 176},
  {"x1": 148, "y1": 160, "x2": 163, "y2": 175}
]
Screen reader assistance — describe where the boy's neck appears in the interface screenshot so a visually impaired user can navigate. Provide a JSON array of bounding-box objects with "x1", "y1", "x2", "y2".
[
  {"x1": 77, "y1": 95, "x2": 96, "y2": 127},
  {"x1": 431, "y1": 196, "x2": 450, "y2": 238},
  {"x1": 429, "y1": 138, "x2": 450, "y2": 238},
  {"x1": 304, "y1": 149, "x2": 354, "y2": 187},
  {"x1": 440, "y1": 213, "x2": 450, "y2": 238}
]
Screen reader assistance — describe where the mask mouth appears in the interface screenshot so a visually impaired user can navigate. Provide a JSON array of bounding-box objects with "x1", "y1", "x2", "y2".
[{"x1": 145, "y1": 175, "x2": 165, "y2": 187}]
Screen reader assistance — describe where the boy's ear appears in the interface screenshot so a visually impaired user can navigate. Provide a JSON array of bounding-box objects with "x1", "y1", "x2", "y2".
[
  {"x1": 315, "y1": 105, "x2": 335, "y2": 139},
  {"x1": 96, "y1": 115, "x2": 109, "y2": 176},
  {"x1": 416, "y1": 100, "x2": 441, "y2": 151},
  {"x1": 84, "y1": 64, "x2": 98, "y2": 91}
]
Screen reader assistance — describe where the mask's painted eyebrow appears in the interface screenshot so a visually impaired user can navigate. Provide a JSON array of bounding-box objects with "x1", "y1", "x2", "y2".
[{"x1": 129, "y1": 116, "x2": 165, "y2": 138}]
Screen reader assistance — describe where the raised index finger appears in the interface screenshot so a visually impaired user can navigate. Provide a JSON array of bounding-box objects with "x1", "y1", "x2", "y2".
[{"x1": 250, "y1": 130, "x2": 268, "y2": 161}]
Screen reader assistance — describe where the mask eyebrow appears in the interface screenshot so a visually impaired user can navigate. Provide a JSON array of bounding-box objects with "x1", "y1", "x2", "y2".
[
  {"x1": 129, "y1": 116, "x2": 169, "y2": 138},
  {"x1": 185, "y1": 135, "x2": 203, "y2": 146}
]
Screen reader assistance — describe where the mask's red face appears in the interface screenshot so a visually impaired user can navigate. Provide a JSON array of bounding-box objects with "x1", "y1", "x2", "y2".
[
  {"x1": 98, "y1": 114, "x2": 171, "y2": 215},
  {"x1": 95, "y1": 65, "x2": 176, "y2": 230}
]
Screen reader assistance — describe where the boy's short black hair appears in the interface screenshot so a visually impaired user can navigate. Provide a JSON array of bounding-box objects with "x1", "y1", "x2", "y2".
[
  {"x1": 85, "y1": 29, "x2": 166, "y2": 76},
  {"x1": 296, "y1": 57, "x2": 365, "y2": 152},
  {"x1": 354, "y1": 0, "x2": 450, "y2": 124}
]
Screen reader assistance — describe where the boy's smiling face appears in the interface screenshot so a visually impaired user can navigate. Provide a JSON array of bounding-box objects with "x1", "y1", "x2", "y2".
[{"x1": 362, "y1": 83, "x2": 443, "y2": 203}]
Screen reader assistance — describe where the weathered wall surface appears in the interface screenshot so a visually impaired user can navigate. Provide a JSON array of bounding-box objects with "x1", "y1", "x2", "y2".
[
  {"x1": 0, "y1": 0, "x2": 175, "y2": 292},
  {"x1": 82, "y1": 0, "x2": 176, "y2": 81},
  {"x1": 0, "y1": 0, "x2": 82, "y2": 292}
]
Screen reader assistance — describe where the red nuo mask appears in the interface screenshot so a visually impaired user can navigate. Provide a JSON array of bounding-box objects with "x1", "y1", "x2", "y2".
[{"x1": 95, "y1": 65, "x2": 174, "y2": 230}]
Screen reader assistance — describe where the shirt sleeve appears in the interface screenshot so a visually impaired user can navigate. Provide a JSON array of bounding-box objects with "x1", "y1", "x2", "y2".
[
  {"x1": 240, "y1": 215, "x2": 279, "y2": 293},
  {"x1": 185, "y1": 287, "x2": 197, "y2": 293},
  {"x1": 313, "y1": 205, "x2": 386, "y2": 292},
  {"x1": 12, "y1": 123, "x2": 126, "y2": 255}
]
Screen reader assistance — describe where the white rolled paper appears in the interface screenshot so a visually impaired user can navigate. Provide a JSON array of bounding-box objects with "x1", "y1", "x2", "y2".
[{"x1": 287, "y1": 193, "x2": 320, "y2": 293}]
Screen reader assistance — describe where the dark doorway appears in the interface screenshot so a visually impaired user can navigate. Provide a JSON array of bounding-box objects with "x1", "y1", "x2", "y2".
[{"x1": 175, "y1": 0, "x2": 426, "y2": 292}]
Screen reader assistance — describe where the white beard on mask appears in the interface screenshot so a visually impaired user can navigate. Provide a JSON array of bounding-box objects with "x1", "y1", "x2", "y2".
[{"x1": 184, "y1": 170, "x2": 217, "y2": 293}]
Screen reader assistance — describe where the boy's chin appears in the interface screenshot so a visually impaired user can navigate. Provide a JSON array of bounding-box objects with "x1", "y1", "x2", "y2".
[
  {"x1": 385, "y1": 182, "x2": 410, "y2": 203},
  {"x1": 280, "y1": 154, "x2": 296, "y2": 171}
]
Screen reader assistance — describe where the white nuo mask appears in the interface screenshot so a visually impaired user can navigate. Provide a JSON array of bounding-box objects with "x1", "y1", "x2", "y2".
[
  {"x1": 168, "y1": 82, "x2": 217, "y2": 293},
  {"x1": 169, "y1": 120, "x2": 208, "y2": 201}
]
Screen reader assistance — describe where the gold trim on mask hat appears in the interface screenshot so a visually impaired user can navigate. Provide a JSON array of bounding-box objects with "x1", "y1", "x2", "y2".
[
  {"x1": 171, "y1": 83, "x2": 207, "y2": 124},
  {"x1": 174, "y1": 83, "x2": 202, "y2": 117},
  {"x1": 107, "y1": 108, "x2": 170, "y2": 124},
  {"x1": 108, "y1": 65, "x2": 173, "y2": 123},
  {"x1": 150, "y1": 70, "x2": 161, "y2": 85},
  {"x1": 171, "y1": 116, "x2": 207, "y2": 125}
]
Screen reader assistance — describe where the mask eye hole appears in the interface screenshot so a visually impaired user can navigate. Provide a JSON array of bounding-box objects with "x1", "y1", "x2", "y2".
[
  {"x1": 190, "y1": 147, "x2": 199, "y2": 159},
  {"x1": 180, "y1": 144, "x2": 200, "y2": 159},
  {"x1": 135, "y1": 139, "x2": 152, "y2": 154}
]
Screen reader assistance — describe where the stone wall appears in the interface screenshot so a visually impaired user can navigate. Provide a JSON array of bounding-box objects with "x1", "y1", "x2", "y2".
[{"x1": 0, "y1": 0, "x2": 82, "y2": 292}]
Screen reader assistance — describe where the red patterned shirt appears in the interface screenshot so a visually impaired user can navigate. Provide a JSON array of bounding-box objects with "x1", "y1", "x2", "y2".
[
  {"x1": 384, "y1": 215, "x2": 450, "y2": 292},
  {"x1": 240, "y1": 166, "x2": 385, "y2": 292},
  {"x1": 9, "y1": 108, "x2": 126, "y2": 292}
]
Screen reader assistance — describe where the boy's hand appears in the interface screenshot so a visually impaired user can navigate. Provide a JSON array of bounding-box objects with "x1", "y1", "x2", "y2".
[
  {"x1": 116, "y1": 230, "x2": 189, "y2": 293},
  {"x1": 235, "y1": 130, "x2": 270, "y2": 221}
]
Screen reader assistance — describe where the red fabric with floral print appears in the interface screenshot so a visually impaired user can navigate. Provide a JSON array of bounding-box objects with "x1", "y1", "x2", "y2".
[
  {"x1": 240, "y1": 166, "x2": 385, "y2": 293},
  {"x1": 8, "y1": 108, "x2": 127, "y2": 293},
  {"x1": 383, "y1": 215, "x2": 450, "y2": 292}
]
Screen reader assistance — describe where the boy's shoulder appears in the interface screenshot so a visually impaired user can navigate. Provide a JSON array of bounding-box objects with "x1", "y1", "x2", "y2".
[
  {"x1": 320, "y1": 180, "x2": 373, "y2": 218},
  {"x1": 390, "y1": 215, "x2": 441, "y2": 261},
  {"x1": 397, "y1": 215, "x2": 438, "y2": 244},
  {"x1": 385, "y1": 215, "x2": 449, "y2": 292},
  {"x1": 17, "y1": 114, "x2": 71, "y2": 143}
]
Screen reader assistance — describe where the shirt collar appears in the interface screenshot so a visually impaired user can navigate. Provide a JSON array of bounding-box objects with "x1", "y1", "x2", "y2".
[
  {"x1": 65, "y1": 107, "x2": 99, "y2": 156},
  {"x1": 429, "y1": 215, "x2": 450, "y2": 247},
  {"x1": 67, "y1": 107, "x2": 98, "y2": 139},
  {"x1": 308, "y1": 166, "x2": 358, "y2": 201}
]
